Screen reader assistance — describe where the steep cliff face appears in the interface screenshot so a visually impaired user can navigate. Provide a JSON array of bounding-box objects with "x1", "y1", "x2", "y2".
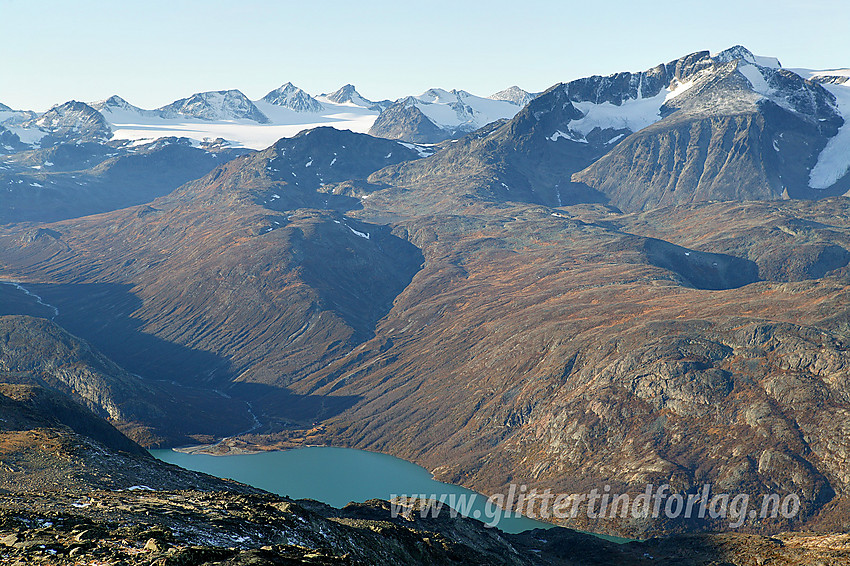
[
  {"x1": 0, "y1": 315, "x2": 159, "y2": 425},
  {"x1": 574, "y1": 112, "x2": 783, "y2": 210},
  {"x1": 0, "y1": 383, "x2": 146, "y2": 457},
  {"x1": 0, "y1": 382, "x2": 238, "y2": 492}
]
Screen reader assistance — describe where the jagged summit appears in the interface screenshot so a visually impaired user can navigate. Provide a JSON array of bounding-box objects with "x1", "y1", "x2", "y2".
[
  {"x1": 541, "y1": 46, "x2": 836, "y2": 147},
  {"x1": 159, "y1": 89, "x2": 270, "y2": 123},
  {"x1": 261, "y1": 82, "x2": 324, "y2": 113}
]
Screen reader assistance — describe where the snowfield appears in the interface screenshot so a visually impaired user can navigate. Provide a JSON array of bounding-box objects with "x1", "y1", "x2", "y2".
[{"x1": 106, "y1": 99, "x2": 380, "y2": 150}]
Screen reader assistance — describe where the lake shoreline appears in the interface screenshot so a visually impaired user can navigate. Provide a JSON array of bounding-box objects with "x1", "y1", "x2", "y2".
[{"x1": 151, "y1": 445, "x2": 636, "y2": 544}]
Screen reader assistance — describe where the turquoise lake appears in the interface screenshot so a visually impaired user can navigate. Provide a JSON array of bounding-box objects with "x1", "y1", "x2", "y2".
[{"x1": 152, "y1": 446, "x2": 555, "y2": 534}]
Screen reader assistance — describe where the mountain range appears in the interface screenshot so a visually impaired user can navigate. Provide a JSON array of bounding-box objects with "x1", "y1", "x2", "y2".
[
  {"x1": 3, "y1": 45, "x2": 850, "y2": 549},
  {"x1": 367, "y1": 46, "x2": 849, "y2": 212},
  {"x1": 1, "y1": 83, "x2": 535, "y2": 152}
]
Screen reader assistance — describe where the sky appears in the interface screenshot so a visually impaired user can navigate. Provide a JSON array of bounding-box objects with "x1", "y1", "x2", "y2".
[{"x1": 1, "y1": 0, "x2": 849, "y2": 112}]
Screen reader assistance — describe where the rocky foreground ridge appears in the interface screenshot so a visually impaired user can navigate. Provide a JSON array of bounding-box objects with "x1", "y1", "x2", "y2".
[{"x1": 1, "y1": 383, "x2": 849, "y2": 565}]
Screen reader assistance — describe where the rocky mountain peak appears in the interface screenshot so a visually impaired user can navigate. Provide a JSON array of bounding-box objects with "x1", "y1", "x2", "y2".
[
  {"x1": 324, "y1": 84, "x2": 363, "y2": 104},
  {"x1": 92, "y1": 95, "x2": 139, "y2": 112},
  {"x1": 261, "y1": 82, "x2": 324, "y2": 113},
  {"x1": 322, "y1": 84, "x2": 391, "y2": 112},
  {"x1": 370, "y1": 87, "x2": 525, "y2": 142},
  {"x1": 27, "y1": 100, "x2": 112, "y2": 145}
]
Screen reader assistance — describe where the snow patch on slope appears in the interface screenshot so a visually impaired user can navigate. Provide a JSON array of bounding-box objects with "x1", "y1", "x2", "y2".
[
  {"x1": 737, "y1": 64, "x2": 772, "y2": 96},
  {"x1": 397, "y1": 141, "x2": 435, "y2": 158},
  {"x1": 548, "y1": 130, "x2": 586, "y2": 143},
  {"x1": 809, "y1": 81, "x2": 850, "y2": 188},
  {"x1": 561, "y1": 79, "x2": 695, "y2": 140},
  {"x1": 786, "y1": 68, "x2": 850, "y2": 189},
  {"x1": 5, "y1": 125, "x2": 46, "y2": 145},
  {"x1": 345, "y1": 224, "x2": 370, "y2": 239}
]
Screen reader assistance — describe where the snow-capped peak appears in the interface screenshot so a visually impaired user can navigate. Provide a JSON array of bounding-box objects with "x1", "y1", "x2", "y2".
[
  {"x1": 488, "y1": 86, "x2": 536, "y2": 107},
  {"x1": 415, "y1": 88, "x2": 462, "y2": 105},
  {"x1": 729, "y1": 56, "x2": 840, "y2": 127},
  {"x1": 261, "y1": 83, "x2": 324, "y2": 113},
  {"x1": 35, "y1": 100, "x2": 103, "y2": 125},
  {"x1": 714, "y1": 45, "x2": 782, "y2": 69},
  {"x1": 25, "y1": 100, "x2": 113, "y2": 144},
  {"x1": 89, "y1": 94, "x2": 135, "y2": 111},
  {"x1": 159, "y1": 90, "x2": 270, "y2": 123},
  {"x1": 91, "y1": 95, "x2": 164, "y2": 120},
  {"x1": 92, "y1": 95, "x2": 137, "y2": 112},
  {"x1": 321, "y1": 84, "x2": 369, "y2": 106}
]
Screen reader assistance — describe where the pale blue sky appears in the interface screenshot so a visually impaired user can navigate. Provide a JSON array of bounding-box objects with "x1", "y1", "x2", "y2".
[{"x1": 2, "y1": 0, "x2": 848, "y2": 111}]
